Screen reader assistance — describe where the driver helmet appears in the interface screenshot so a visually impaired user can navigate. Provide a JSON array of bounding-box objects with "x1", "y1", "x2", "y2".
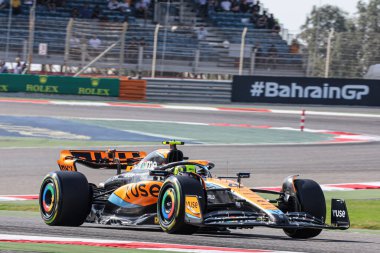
[{"x1": 173, "y1": 165, "x2": 196, "y2": 175}]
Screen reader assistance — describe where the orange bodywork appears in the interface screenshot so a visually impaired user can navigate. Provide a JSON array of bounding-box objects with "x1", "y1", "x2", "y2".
[
  {"x1": 57, "y1": 150, "x2": 147, "y2": 172},
  {"x1": 206, "y1": 178, "x2": 279, "y2": 211},
  {"x1": 113, "y1": 181, "x2": 163, "y2": 207}
]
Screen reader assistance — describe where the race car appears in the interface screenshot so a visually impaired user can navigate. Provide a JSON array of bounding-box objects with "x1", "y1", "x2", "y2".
[{"x1": 39, "y1": 141, "x2": 350, "y2": 238}]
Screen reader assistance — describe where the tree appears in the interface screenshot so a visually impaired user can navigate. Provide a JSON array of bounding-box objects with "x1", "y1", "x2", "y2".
[
  {"x1": 356, "y1": 0, "x2": 380, "y2": 75},
  {"x1": 299, "y1": 5, "x2": 349, "y2": 77}
]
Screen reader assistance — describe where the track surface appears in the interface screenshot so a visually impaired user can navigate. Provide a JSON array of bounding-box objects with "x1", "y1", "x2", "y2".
[{"x1": 0, "y1": 100, "x2": 379, "y2": 253}]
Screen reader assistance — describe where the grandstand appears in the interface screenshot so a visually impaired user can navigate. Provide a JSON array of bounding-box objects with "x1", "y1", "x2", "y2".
[{"x1": 0, "y1": 0, "x2": 305, "y2": 78}]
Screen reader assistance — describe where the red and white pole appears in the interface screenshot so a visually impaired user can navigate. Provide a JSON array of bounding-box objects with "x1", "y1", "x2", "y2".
[{"x1": 300, "y1": 109, "x2": 306, "y2": 132}]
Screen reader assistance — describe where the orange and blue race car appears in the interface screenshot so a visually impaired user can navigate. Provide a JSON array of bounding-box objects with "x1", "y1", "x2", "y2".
[{"x1": 39, "y1": 141, "x2": 350, "y2": 238}]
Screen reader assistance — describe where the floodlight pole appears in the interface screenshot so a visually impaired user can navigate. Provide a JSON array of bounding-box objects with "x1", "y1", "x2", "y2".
[{"x1": 151, "y1": 24, "x2": 160, "y2": 78}]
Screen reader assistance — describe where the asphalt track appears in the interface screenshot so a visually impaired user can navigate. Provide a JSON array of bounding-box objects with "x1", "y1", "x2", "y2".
[{"x1": 0, "y1": 99, "x2": 379, "y2": 253}]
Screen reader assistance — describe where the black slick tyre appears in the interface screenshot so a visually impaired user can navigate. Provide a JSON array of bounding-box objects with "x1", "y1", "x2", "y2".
[
  {"x1": 284, "y1": 179, "x2": 326, "y2": 239},
  {"x1": 157, "y1": 175, "x2": 205, "y2": 234},
  {"x1": 39, "y1": 171, "x2": 90, "y2": 226}
]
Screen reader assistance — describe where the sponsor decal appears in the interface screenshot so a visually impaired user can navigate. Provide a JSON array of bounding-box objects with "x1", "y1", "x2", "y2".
[
  {"x1": 39, "y1": 75, "x2": 48, "y2": 84},
  {"x1": 140, "y1": 161, "x2": 158, "y2": 170},
  {"x1": 78, "y1": 87, "x2": 110, "y2": 96},
  {"x1": 0, "y1": 85, "x2": 8, "y2": 92},
  {"x1": 124, "y1": 182, "x2": 161, "y2": 198},
  {"x1": 26, "y1": 84, "x2": 59, "y2": 93},
  {"x1": 91, "y1": 78, "x2": 100, "y2": 87},
  {"x1": 250, "y1": 82, "x2": 370, "y2": 100},
  {"x1": 332, "y1": 209, "x2": 346, "y2": 218},
  {"x1": 185, "y1": 195, "x2": 202, "y2": 219}
]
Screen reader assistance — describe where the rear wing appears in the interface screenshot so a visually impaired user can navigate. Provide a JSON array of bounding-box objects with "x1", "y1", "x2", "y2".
[{"x1": 57, "y1": 149, "x2": 146, "y2": 172}]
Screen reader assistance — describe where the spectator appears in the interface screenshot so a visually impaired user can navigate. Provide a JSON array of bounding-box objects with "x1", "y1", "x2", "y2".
[
  {"x1": 0, "y1": 0, "x2": 8, "y2": 9},
  {"x1": 255, "y1": 12, "x2": 268, "y2": 29},
  {"x1": 267, "y1": 14, "x2": 275, "y2": 29},
  {"x1": 108, "y1": 0, "x2": 120, "y2": 10},
  {"x1": 55, "y1": 0, "x2": 65, "y2": 7},
  {"x1": 250, "y1": 9, "x2": 260, "y2": 24},
  {"x1": 79, "y1": 4, "x2": 92, "y2": 19},
  {"x1": 267, "y1": 44, "x2": 278, "y2": 69},
  {"x1": 88, "y1": 35, "x2": 101, "y2": 53},
  {"x1": 251, "y1": 0, "x2": 260, "y2": 13},
  {"x1": 12, "y1": 0, "x2": 22, "y2": 15},
  {"x1": 0, "y1": 60, "x2": 8, "y2": 73},
  {"x1": 231, "y1": 0, "x2": 240, "y2": 13},
  {"x1": 135, "y1": 0, "x2": 149, "y2": 18},
  {"x1": 290, "y1": 39, "x2": 300, "y2": 54},
  {"x1": 91, "y1": 5, "x2": 101, "y2": 19},
  {"x1": 13, "y1": 57, "x2": 24, "y2": 74},
  {"x1": 273, "y1": 22, "x2": 281, "y2": 33},
  {"x1": 220, "y1": 0, "x2": 231, "y2": 12},
  {"x1": 240, "y1": 0, "x2": 250, "y2": 13},
  {"x1": 195, "y1": 26, "x2": 208, "y2": 40},
  {"x1": 197, "y1": 0, "x2": 207, "y2": 17},
  {"x1": 252, "y1": 43, "x2": 264, "y2": 66}
]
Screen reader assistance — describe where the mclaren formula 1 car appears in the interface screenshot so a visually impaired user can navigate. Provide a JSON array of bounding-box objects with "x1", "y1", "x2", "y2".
[{"x1": 39, "y1": 141, "x2": 350, "y2": 238}]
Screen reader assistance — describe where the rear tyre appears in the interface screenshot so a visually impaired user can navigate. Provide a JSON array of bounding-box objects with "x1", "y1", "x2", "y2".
[
  {"x1": 157, "y1": 176, "x2": 205, "y2": 234},
  {"x1": 39, "y1": 171, "x2": 90, "y2": 226},
  {"x1": 283, "y1": 179, "x2": 326, "y2": 239}
]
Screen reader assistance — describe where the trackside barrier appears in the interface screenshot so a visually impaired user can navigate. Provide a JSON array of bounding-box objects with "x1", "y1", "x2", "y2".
[
  {"x1": 119, "y1": 79, "x2": 146, "y2": 100},
  {"x1": 0, "y1": 74, "x2": 119, "y2": 97},
  {"x1": 145, "y1": 78, "x2": 232, "y2": 103}
]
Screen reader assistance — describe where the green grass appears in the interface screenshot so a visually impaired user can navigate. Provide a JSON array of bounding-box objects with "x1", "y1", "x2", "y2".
[
  {"x1": 0, "y1": 137, "x2": 157, "y2": 148},
  {"x1": 0, "y1": 200, "x2": 39, "y2": 212},
  {"x1": 0, "y1": 242, "x2": 181, "y2": 253}
]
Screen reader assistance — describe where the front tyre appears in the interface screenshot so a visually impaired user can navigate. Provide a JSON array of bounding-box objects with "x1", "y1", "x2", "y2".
[
  {"x1": 283, "y1": 179, "x2": 326, "y2": 239},
  {"x1": 39, "y1": 171, "x2": 90, "y2": 226},
  {"x1": 157, "y1": 176, "x2": 205, "y2": 234}
]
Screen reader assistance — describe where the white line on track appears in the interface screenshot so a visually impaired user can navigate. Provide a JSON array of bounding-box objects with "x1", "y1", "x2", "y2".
[{"x1": 0, "y1": 234, "x2": 302, "y2": 253}]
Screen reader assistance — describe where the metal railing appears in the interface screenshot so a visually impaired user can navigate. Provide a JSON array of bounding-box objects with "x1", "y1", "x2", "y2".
[{"x1": 0, "y1": 15, "x2": 305, "y2": 79}]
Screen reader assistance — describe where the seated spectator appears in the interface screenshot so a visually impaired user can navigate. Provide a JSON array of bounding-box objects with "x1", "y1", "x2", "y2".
[
  {"x1": 255, "y1": 12, "x2": 268, "y2": 29},
  {"x1": 91, "y1": 5, "x2": 101, "y2": 19},
  {"x1": 0, "y1": 60, "x2": 8, "y2": 73},
  {"x1": 80, "y1": 3, "x2": 92, "y2": 19},
  {"x1": 250, "y1": 9, "x2": 260, "y2": 24},
  {"x1": 195, "y1": 26, "x2": 208, "y2": 40},
  {"x1": 197, "y1": 0, "x2": 207, "y2": 17},
  {"x1": 252, "y1": 43, "x2": 264, "y2": 67},
  {"x1": 0, "y1": 0, "x2": 8, "y2": 10},
  {"x1": 108, "y1": 0, "x2": 120, "y2": 10},
  {"x1": 13, "y1": 57, "x2": 24, "y2": 74},
  {"x1": 220, "y1": 0, "x2": 231, "y2": 12},
  {"x1": 267, "y1": 14, "x2": 275, "y2": 29},
  {"x1": 272, "y1": 22, "x2": 281, "y2": 34},
  {"x1": 88, "y1": 35, "x2": 102, "y2": 54},
  {"x1": 12, "y1": 0, "x2": 22, "y2": 15},
  {"x1": 252, "y1": 0, "x2": 260, "y2": 13},
  {"x1": 231, "y1": 0, "x2": 240, "y2": 13},
  {"x1": 240, "y1": 0, "x2": 250, "y2": 13},
  {"x1": 135, "y1": 0, "x2": 149, "y2": 18},
  {"x1": 290, "y1": 39, "x2": 300, "y2": 54}
]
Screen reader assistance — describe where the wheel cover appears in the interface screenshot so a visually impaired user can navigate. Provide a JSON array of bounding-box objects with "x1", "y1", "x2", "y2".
[
  {"x1": 161, "y1": 188, "x2": 176, "y2": 223},
  {"x1": 40, "y1": 179, "x2": 57, "y2": 220}
]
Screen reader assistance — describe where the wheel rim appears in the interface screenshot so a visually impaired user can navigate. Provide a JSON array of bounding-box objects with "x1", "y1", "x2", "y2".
[
  {"x1": 40, "y1": 179, "x2": 57, "y2": 219},
  {"x1": 161, "y1": 187, "x2": 176, "y2": 224}
]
